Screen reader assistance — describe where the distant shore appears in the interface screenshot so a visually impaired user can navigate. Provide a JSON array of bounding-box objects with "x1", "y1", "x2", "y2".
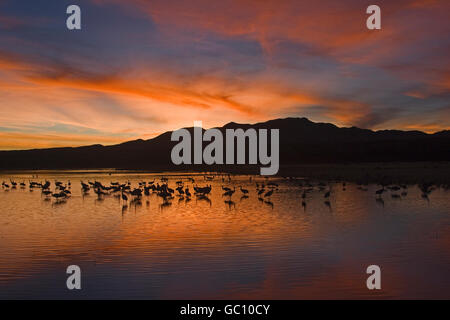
[
  {"x1": 278, "y1": 162, "x2": 450, "y2": 185},
  {"x1": 1, "y1": 162, "x2": 449, "y2": 185}
]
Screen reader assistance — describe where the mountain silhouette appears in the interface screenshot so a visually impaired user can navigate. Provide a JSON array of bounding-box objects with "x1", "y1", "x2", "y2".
[{"x1": 0, "y1": 117, "x2": 449, "y2": 171}]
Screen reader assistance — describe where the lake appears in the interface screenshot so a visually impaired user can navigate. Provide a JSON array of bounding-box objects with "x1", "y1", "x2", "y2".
[{"x1": 0, "y1": 171, "x2": 449, "y2": 299}]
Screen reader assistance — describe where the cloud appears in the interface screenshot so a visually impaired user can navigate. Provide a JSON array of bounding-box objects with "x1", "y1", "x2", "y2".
[{"x1": 0, "y1": 0, "x2": 448, "y2": 149}]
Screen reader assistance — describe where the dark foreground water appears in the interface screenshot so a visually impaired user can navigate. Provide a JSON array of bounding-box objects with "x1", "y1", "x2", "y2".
[{"x1": 0, "y1": 171, "x2": 449, "y2": 299}]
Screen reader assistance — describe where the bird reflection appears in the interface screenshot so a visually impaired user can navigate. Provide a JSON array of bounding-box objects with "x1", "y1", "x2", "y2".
[
  {"x1": 240, "y1": 195, "x2": 249, "y2": 201},
  {"x1": 264, "y1": 200, "x2": 274, "y2": 209},
  {"x1": 224, "y1": 199, "x2": 235, "y2": 209}
]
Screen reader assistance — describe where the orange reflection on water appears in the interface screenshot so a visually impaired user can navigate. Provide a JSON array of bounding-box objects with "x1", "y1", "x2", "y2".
[{"x1": 0, "y1": 172, "x2": 449, "y2": 299}]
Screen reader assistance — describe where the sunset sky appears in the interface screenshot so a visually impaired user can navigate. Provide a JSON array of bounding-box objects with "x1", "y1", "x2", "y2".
[{"x1": 0, "y1": 0, "x2": 449, "y2": 149}]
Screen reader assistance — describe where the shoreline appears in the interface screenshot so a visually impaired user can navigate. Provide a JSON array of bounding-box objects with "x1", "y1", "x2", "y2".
[{"x1": 1, "y1": 161, "x2": 449, "y2": 184}]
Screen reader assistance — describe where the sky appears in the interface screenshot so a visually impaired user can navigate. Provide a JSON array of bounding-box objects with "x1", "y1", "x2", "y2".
[{"x1": 0, "y1": 0, "x2": 449, "y2": 150}]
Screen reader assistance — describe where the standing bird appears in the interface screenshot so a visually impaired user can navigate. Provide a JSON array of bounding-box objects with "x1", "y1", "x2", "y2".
[
  {"x1": 258, "y1": 189, "x2": 265, "y2": 197},
  {"x1": 240, "y1": 186, "x2": 249, "y2": 195},
  {"x1": 121, "y1": 191, "x2": 128, "y2": 205},
  {"x1": 223, "y1": 187, "x2": 236, "y2": 198},
  {"x1": 264, "y1": 189, "x2": 273, "y2": 198}
]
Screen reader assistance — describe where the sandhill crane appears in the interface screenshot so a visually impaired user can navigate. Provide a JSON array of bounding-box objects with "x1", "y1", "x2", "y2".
[
  {"x1": 130, "y1": 188, "x2": 143, "y2": 198},
  {"x1": 42, "y1": 181, "x2": 50, "y2": 190},
  {"x1": 52, "y1": 191, "x2": 68, "y2": 200},
  {"x1": 121, "y1": 191, "x2": 128, "y2": 204},
  {"x1": 223, "y1": 187, "x2": 236, "y2": 197},
  {"x1": 264, "y1": 189, "x2": 273, "y2": 198},
  {"x1": 240, "y1": 186, "x2": 249, "y2": 195},
  {"x1": 81, "y1": 181, "x2": 90, "y2": 192},
  {"x1": 419, "y1": 182, "x2": 434, "y2": 199},
  {"x1": 375, "y1": 188, "x2": 385, "y2": 197},
  {"x1": 176, "y1": 186, "x2": 185, "y2": 195},
  {"x1": 195, "y1": 185, "x2": 212, "y2": 195}
]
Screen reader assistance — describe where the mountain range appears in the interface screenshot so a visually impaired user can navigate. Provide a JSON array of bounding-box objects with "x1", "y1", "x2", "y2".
[{"x1": 0, "y1": 117, "x2": 449, "y2": 171}]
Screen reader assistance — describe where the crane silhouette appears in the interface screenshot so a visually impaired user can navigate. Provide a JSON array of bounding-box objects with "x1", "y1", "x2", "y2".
[{"x1": 239, "y1": 186, "x2": 249, "y2": 195}]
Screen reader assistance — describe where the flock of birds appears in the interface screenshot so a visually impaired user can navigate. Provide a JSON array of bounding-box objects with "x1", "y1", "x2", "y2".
[
  {"x1": 0, "y1": 174, "x2": 283, "y2": 209},
  {"x1": 1, "y1": 175, "x2": 448, "y2": 212}
]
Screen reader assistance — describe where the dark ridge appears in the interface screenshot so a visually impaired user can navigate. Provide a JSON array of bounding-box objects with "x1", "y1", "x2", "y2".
[{"x1": 0, "y1": 117, "x2": 449, "y2": 170}]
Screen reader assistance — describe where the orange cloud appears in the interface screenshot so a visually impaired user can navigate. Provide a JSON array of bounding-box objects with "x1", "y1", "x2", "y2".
[
  {"x1": 28, "y1": 73, "x2": 257, "y2": 115},
  {"x1": 0, "y1": 0, "x2": 449, "y2": 150}
]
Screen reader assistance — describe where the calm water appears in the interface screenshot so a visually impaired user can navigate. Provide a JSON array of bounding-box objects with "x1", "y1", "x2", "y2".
[{"x1": 0, "y1": 171, "x2": 449, "y2": 299}]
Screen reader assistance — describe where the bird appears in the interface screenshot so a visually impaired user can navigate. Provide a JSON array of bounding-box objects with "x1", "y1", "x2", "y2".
[
  {"x1": 240, "y1": 186, "x2": 249, "y2": 195},
  {"x1": 264, "y1": 190, "x2": 273, "y2": 198},
  {"x1": 121, "y1": 191, "x2": 128, "y2": 203},
  {"x1": 223, "y1": 187, "x2": 236, "y2": 197}
]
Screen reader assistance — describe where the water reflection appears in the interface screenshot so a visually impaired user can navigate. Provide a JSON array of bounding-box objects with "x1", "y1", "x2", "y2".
[{"x1": 0, "y1": 171, "x2": 449, "y2": 299}]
